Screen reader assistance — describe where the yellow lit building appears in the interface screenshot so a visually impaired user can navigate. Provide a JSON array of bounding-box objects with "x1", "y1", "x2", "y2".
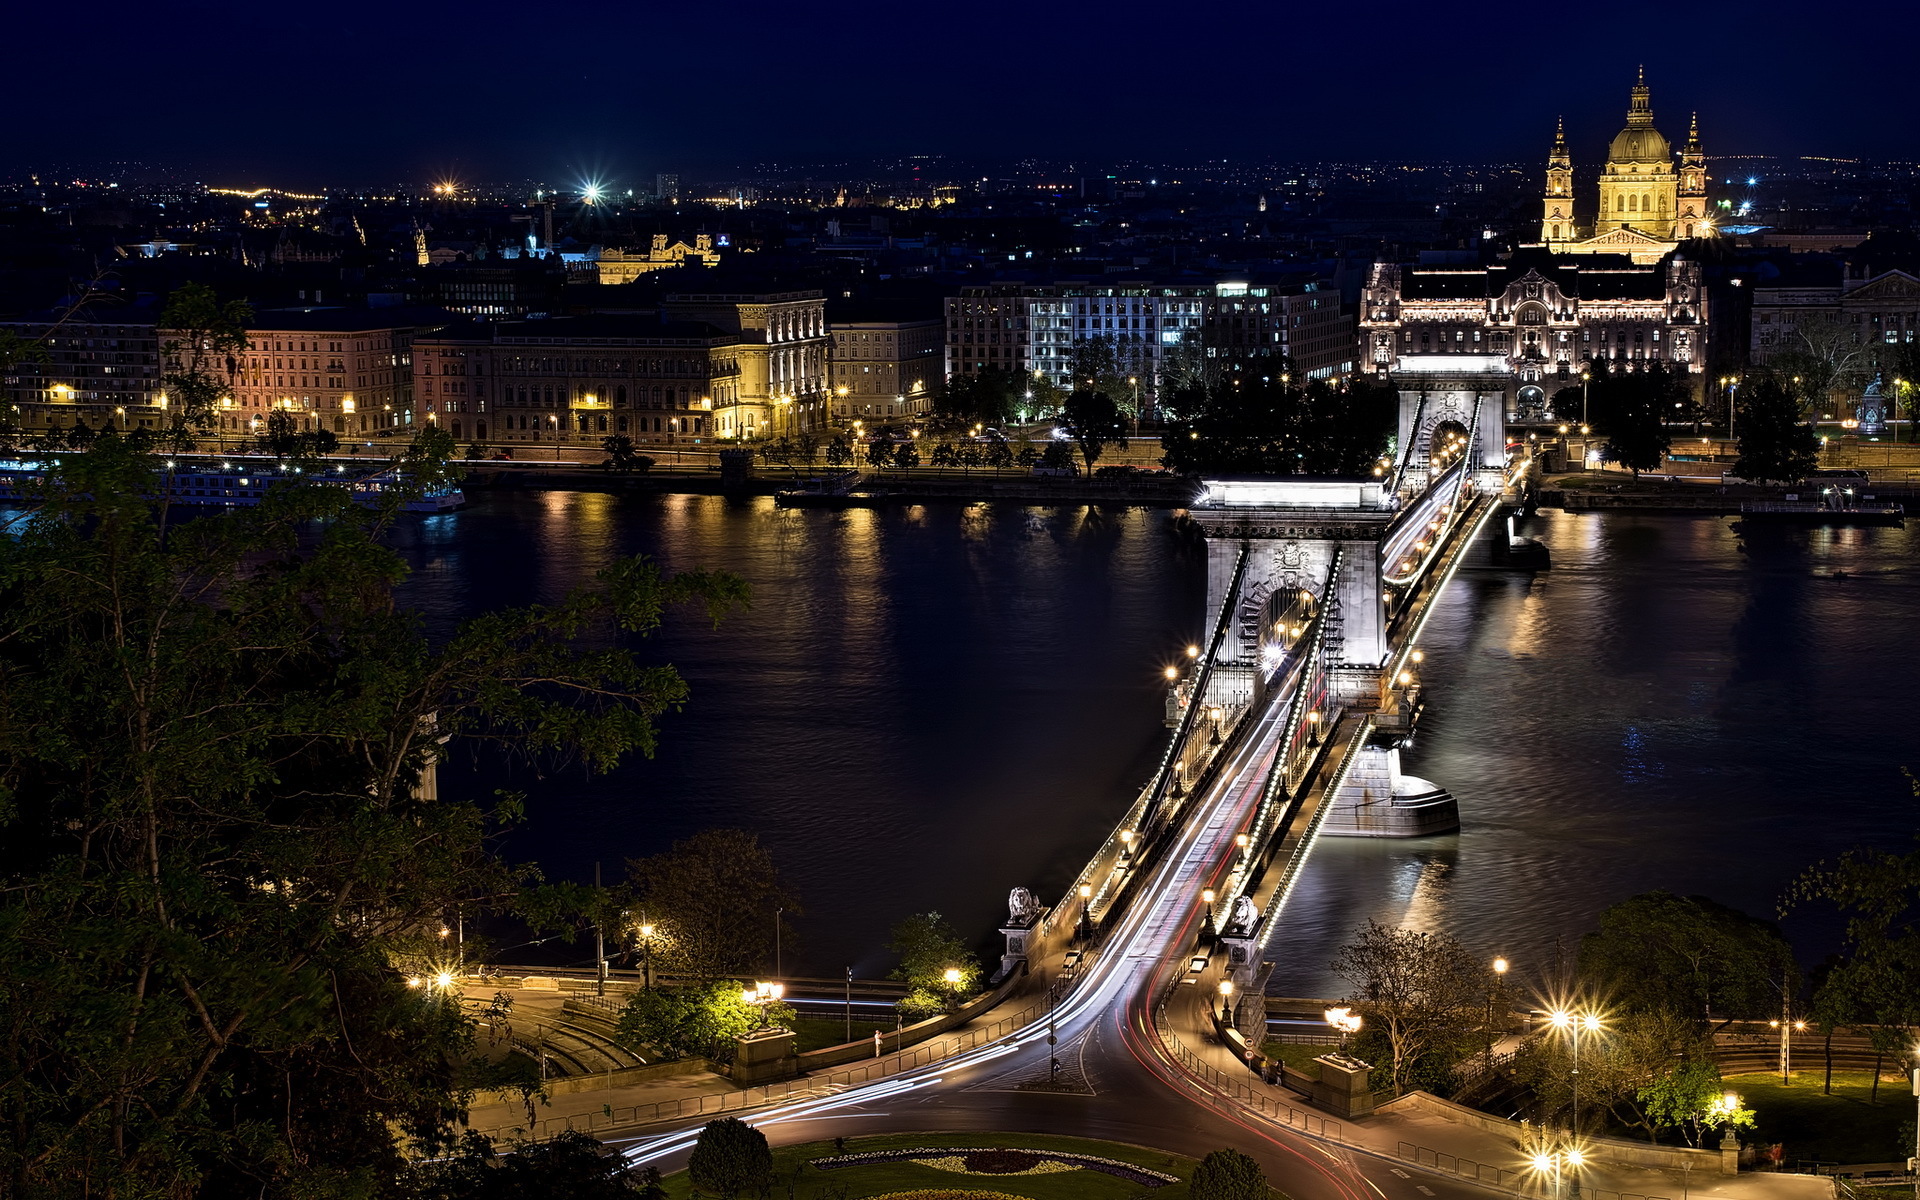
[
  {"x1": 1540, "y1": 71, "x2": 1711, "y2": 265},
  {"x1": 662, "y1": 286, "x2": 829, "y2": 439},
  {"x1": 597, "y1": 235, "x2": 723, "y2": 284}
]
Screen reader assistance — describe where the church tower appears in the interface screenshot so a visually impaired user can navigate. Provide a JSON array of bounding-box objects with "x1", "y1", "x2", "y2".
[
  {"x1": 1541, "y1": 117, "x2": 1574, "y2": 249},
  {"x1": 1675, "y1": 112, "x2": 1710, "y2": 239},
  {"x1": 1597, "y1": 67, "x2": 1678, "y2": 240}
]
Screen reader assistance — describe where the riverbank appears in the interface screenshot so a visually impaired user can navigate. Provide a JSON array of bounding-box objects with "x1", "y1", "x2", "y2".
[{"x1": 460, "y1": 463, "x2": 1199, "y2": 506}]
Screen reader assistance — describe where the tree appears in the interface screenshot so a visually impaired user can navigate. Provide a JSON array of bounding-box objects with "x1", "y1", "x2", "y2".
[
  {"x1": 602, "y1": 435, "x2": 653, "y2": 474},
  {"x1": 863, "y1": 439, "x2": 893, "y2": 469},
  {"x1": 1189, "y1": 1148, "x2": 1268, "y2": 1200},
  {"x1": 1067, "y1": 337, "x2": 1132, "y2": 415},
  {"x1": 1039, "y1": 440, "x2": 1077, "y2": 473},
  {"x1": 412, "y1": 1129, "x2": 643, "y2": 1199},
  {"x1": 1590, "y1": 361, "x2": 1679, "y2": 477},
  {"x1": 888, "y1": 912, "x2": 980, "y2": 1013},
  {"x1": 1159, "y1": 372, "x2": 1394, "y2": 478},
  {"x1": 158, "y1": 282, "x2": 251, "y2": 451},
  {"x1": 1733, "y1": 375, "x2": 1820, "y2": 484},
  {"x1": 687, "y1": 1118, "x2": 772, "y2": 1200},
  {"x1": 824, "y1": 436, "x2": 852, "y2": 468},
  {"x1": 984, "y1": 439, "x2": 1014, "y2": 471},
  {"x1": 1769, "y1": 312, "x2": 1872, "y2": 417},
  {"x1": 1059, "y1": 389, "x2": 1128, "y2": 472},
  {"x1": 1331, "y1": 921, "x2": 1511, "y2": 1097},
  {"x1": 1635, "y1": 1061, "x2": 1754, "y2": 1148},
  {"x1": 625, "y1": 830, "x2": 798, "y2": 982},
  {"x1": 0, "y1": 430, "x2": 748, "y2": 1198},
  {"x1": 937, "y1": 367, "x2": 1021, "y2": 428},
  {"x1": 256, "y1": 409, "x2": 340, "y2": 462},
  {"x1": 893, "y1": 440, "x2": 920, "y2": 470},
  {"x1": 614, "y1": 982, "x2": 793, "y2": 1064},
  {"x1": 1784, "y1": 812, "x2": 1920, "y2": 1101},
  {"x1": 1577, "y1": 891, "x2": 1796, "y2": 1023}
]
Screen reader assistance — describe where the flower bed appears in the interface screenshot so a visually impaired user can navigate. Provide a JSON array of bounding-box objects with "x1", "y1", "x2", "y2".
[
  {"x1": 810, "y1": 1146, "x2": 1178, "y2": 1187},
  {"x1": 866, "y1": 1191, "x2": 1029, "y2": 1200}
]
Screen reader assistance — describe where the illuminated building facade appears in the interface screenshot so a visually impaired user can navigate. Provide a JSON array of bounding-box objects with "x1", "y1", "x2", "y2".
[
  {"x1": 1202, "y1": 282, "x2": 1354, "y2": 381},
  {"x1": 219, "y1": 311, "x2": 419, "y2": 438},
  {"x1": 947, "y1": 280, "x2": 1348, "y2": 409},
  {"x1": 597, "y1": 234, "x2": 722, "y2": 284},
  {"x1": 410, "y1": 315, "x2": 737, "y2": 447},
  {"x1": 0, "y1": 313, "x2": 165, "y2": 435},
  {"x1": 829, "y1": 318, "x2": 942, "y2": 424},
  {"x1": 1539, "y1": 71, "x2": 1711, "y2": 265},
  {"x1": 662, "y1": 287, "x2": 829, "y2": 438},
  {"x1": 1361, "y1": 249, "x2": 1708, "y2": 416}
]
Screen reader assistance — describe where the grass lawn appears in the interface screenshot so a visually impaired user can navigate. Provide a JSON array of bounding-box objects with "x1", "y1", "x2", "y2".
[
  {"x1": 658, "y1": 1131, "x2": 1286, "y2": 1199},
  {"x1": 1722, "y1": 1070, "x2": 1913, "y2": 1164},
  {"x1": 789, "y1": 1016, "x2": 894, "y2": 1054},
  {"x1": 1260, "y1": 1041, "x2": 1339, "y2": 1072}
]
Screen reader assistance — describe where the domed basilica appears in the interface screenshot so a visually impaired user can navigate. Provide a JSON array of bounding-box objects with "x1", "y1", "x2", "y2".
[{"x1": 1539, "y1": 70, "x2": 1712, "y2": 264}]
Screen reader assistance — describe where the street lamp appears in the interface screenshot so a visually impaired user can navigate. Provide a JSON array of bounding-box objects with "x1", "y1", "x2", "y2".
[
  {"x1": 1770, "y1": 1018, "x2": 1808, "y2": 1084},
  {"x1": 1324, "y1": 1005, "x2": 1363, "y2": 1048},
  {"x1": 636, "y1": 922, "x2": 657, "y2": 990},
  {"x1": 1548, "y1": 1009, "x2": 1604, "y2": 1135},
  {"x1": 1487, "y1": 958, "x2": 1510, "y2": 1069},
  {"x1": 1217, "y1": 979, "x2": 1234, "y2": 1023},
  {"x1": 741, "y1": 980, "x2": 785, "y2": 1029}
]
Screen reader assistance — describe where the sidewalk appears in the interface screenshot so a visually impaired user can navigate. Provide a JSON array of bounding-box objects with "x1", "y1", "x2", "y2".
[
  {"x1": 464, "y1": 956, "x2": 1067, "y2": 1140},
  {"x1": 1158, "y1": 977, "x2": 1832, "y2": 1200}
]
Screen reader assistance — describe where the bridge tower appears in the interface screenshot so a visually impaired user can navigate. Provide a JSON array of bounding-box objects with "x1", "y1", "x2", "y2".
[
  {"x1": 1188, "y1": 476, "x2": 1463, "y2": 842},
  {"x1": 1392, "y1": 358, "x2": 1510, "y2": 499},
  {"x1": 1188, "y1": 478, "x2": 1395, "y2": 716}
]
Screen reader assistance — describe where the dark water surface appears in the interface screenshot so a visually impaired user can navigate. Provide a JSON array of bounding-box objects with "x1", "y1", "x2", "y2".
[
  {"x1": 390, "y1": 496, "x2": 1920, "y2": 989},
  {"x1": 1269, "y1": 508, "x2": 1920, "y2": 997},
  {"x1": 391, "y1": 492, "x2": 1205, "y2": 977}
]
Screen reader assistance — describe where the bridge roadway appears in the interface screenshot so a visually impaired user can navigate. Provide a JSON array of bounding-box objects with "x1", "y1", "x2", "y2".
[{"x1": 613, "y1": 492, "x2": 1509, "y2": 1200}]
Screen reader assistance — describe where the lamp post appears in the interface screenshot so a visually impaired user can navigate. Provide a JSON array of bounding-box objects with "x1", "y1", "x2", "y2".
[
  {"x1": 1549, "y1": 1009, "x2": 1603, "y2": 1136},
  {"x1": 741, "y1": 981, "x2": 785, "y2": 1030},
  {"x1": 1581, "y1": 369, "x2": 1591, "y2": 428},
  {"x1": 1217, "y1": 979, "x2": 1235, "y2": 1024},
  {"x1": 1487, "y1": 957, "x2": 1510, "y2": 1070},
  {"x1": 1324, "y1": 1005, "x2": 1363, "y2": 1049},
  {"x1": 637, "y1": 921, "x2": 656, "y2": 990},
  {"x1": 1771, "y1": 1017, "x2": 1807, "y2": 1085}
]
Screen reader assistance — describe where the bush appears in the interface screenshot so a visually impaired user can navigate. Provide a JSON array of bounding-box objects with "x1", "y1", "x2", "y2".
[
  {"x1": 1190, "y1": 1148, "x2": 1268, "y2": 1200},
  {"x1": 687, "y1": 1118, "x2": 771, "y2": 1199}
]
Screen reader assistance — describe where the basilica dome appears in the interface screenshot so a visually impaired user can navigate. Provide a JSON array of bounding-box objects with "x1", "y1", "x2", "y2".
[{"x1": 1608, "y1": 124, "x2": 1672, "y2": 166}]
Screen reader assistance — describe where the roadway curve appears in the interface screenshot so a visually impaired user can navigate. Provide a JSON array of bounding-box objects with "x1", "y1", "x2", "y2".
[{"x1": 617, "y1": 675, "x2": 1488, "y2": 1200}]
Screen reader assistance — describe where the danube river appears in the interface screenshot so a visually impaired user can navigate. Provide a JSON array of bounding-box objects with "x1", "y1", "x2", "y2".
[{"x1": 390, "y1": 494, "x2": 1920, "y2": 993}]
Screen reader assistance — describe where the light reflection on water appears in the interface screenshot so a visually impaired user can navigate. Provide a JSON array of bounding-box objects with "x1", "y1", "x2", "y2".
[
  {"x1": 390, "y1": 497, "x2": 1920, "y2": 985},
  {"x1": 390, "y1": 492, "x2": 1205, "y2": 976},
  {"x1": 1268, "y1": 509, "x2": 1920, "y2": 998}
]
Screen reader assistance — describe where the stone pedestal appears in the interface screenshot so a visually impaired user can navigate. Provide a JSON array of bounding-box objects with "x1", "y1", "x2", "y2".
[
  {"x1": 730, "y1": 1027, "x2": 795, "y2": 1086},
  {"x1": 1281, "y1": 1052, "x2": 1376, "y2": 1118},
  {"x1": 997, "y1": 911, "x2": 1043, "y2": 982},
  {"x1": 1719, "y1": 1128, "x2": 1739, "y2": 1176}
]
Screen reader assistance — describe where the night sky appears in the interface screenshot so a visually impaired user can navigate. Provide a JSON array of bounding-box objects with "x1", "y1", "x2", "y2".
[{"x1": 10, "y1": 0, "x2": 1914, "y2": 182}]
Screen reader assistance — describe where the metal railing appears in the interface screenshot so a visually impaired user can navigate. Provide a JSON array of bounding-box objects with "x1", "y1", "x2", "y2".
[
  {"x1": 1155, "y1": 1007, "x2": 1346, "y2": 1142},
  {"x1": 483, "y1": 993, "x2": 1054, "y2": 1140}
]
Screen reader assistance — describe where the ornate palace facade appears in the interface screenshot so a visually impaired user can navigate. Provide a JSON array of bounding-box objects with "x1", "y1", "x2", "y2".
[{"x1": 1361, "y1": 250, "x2": 1708, "y2": 417}]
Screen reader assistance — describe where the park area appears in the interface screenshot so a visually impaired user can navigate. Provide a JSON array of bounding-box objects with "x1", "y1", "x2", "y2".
[{"x1": 660, "y1": 1132, "x2": 1284, "y2": 1199}]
